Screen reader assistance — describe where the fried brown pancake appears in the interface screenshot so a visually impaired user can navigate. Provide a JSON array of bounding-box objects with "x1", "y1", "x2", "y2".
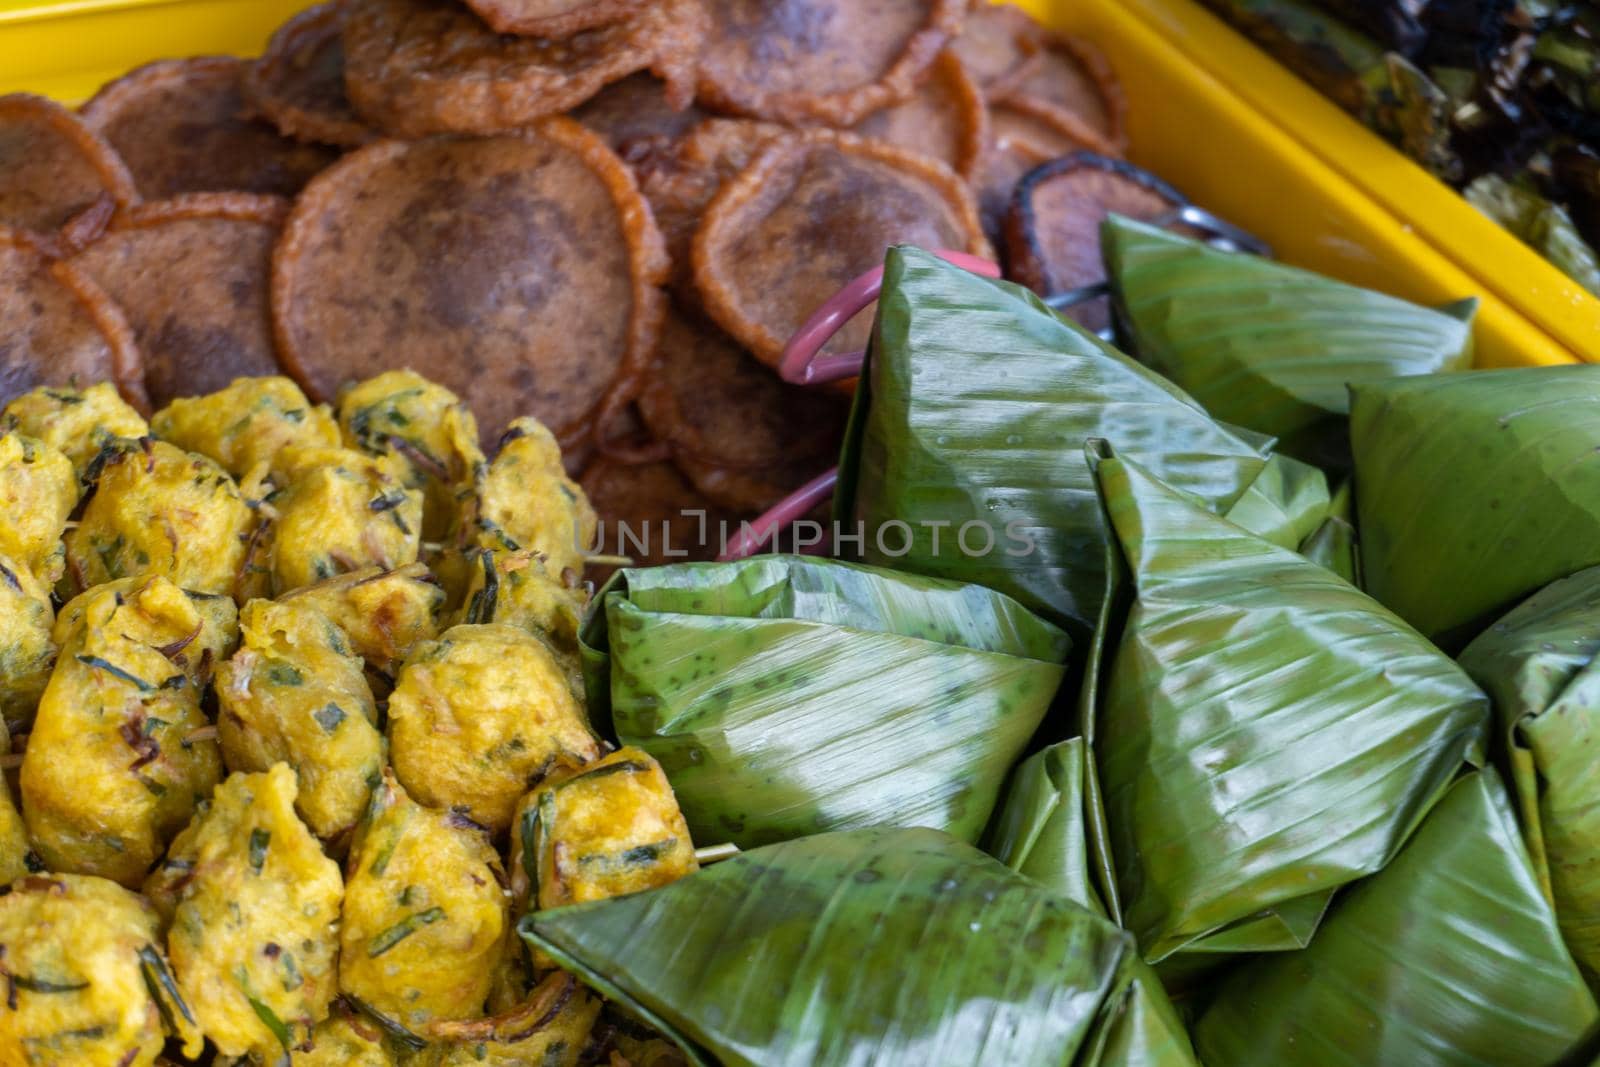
[
  {"x1": 0, "y1": 94, "x2": 136, "y2": 236},
  {"x1": 80, "y1": 57, "x2": 338, "y2": 199},
  {"x1": 272, "y1": 120, "x2": 668, "y2": 454},
  {"x1": 631, "y1": 118, "x2": 788, "y2": 288},
  {"x1": 70, "y1": 194, "x2": 289, "y2": 408},
  {"x1": 572, "y1": 73, "x2": 707, "y2": 159},
  {"x1": 244, "y1": 1, "x2": 373, "y2": 148},
  {"x1": 343, "y1": 0, "x2": 707, "y2": 138},
  {"x1": 695, "y1": 0, "x2": 965, "y2": 125},
  {"x1": 637, "y1": 305, "x2": 849, "y2": 512},
  {"x1": 973, "y1": 93, "x2": 1112, "y2": 242},
  {"x1": 693, "y1": 129, "x2": 990, "y2": 366},
  {"x1": 0, "y1": 228, "x2": 146, "y2": 411},
  {"x1": 852, "y1": 50, "x2": 986, "y2": 181},
  {"x1": 465, "y1": 0, "x2": 645, "y2": 37},
  {"x1": 1004, "y1": 154, "x2": 1190, "y2": 334},
  {"x1": 954, "y1": 2, "x2": 1125, "y2": 150},
  {"x1": 580, "y1": 457, "x2": 741, "y2": 569}
]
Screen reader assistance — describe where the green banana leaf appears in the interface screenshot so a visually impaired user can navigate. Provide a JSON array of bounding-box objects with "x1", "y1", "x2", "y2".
[
  {"x1": 1299, "y1": 482, "x2": 1360, "y2": 585},
  {"x1": 1221, "y1": 452, "x2": 1331, "y2": 548},
  {"x1": 1104, "y1": 215, "x2": 1475, "y2": 464},
  {"x1": 985, "y1": 739, "x2": 1101, "y2": 913},
  {"x1": 985, "y1": 739, "x2": 1200, "y2": 1067},
  {"x1": 835, "y1": 245, "x2": 1274, "y2": 642},
  {"x1": 1092, "y1": 447, "x2": 1488, "y2": 962},
  {"x1": 1351, "y1": 366, "x2": 1600, "y2": 648},
  {"x1": 522, "y1": 826, "x2": 1138, "y2": 1067},
  {"x1": 1459, "y1": 565, "x2": 1600, "y2": 977},
  {"x1": 1193, "y1": 771, "x2": 1600, "y2": 1066},
  {"x1": 580, "y1": 555, "x2": 1069, "y2": 848}
]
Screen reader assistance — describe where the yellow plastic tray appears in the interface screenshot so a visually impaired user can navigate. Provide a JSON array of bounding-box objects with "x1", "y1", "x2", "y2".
[
  {"x1": 1115, "y1": 0, "x2": 1600, "y2": 363},
  {"x1": 0, "y1": 0, "x2": 1576, "y2": 369}
]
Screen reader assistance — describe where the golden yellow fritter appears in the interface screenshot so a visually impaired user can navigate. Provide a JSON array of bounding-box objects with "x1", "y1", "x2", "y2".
[
  {"x1": 1, "y1": 383, "x2": 149, "y2": 480},
  {"x1": 21, "y1": 577, "x2": 225, "y2": 886},
  {"x1": 338, "y1": 370, "x2": 484, "y2": 542},
  {"x1": 0, "y1": 432, "x2": 76, "y2": 587},
  {"x1": 292, "y1": 1012, "x2": 397, "y2": 1065},
  {"x1": 454, "y1": 548, "x2": 585, "y2": 643},
  {"x1": 452, "y1": 547, "x2": 587, "y2": 698},
  {"x1": 388, "y1": 623, "x2": 599, "y2": 833},
  {"x1": 469, "y1": 417, "x2": 595, "y2": 582},
  {"x1": 340, "y1": 772, "x2": 507, "y2": 1031},
  {"x1": 64, "y1": 438, "x2": 253, "y2": 598},
  {"x1": 53, "y1": 577, "x2": 239, "y2": 689},
  {"x1": 268, "y1": 445, "x2": 423, "y2": 595},
  {"x1": 0, "y1": 719, "x2": 31, "y2": 886},
  {"x1": 166, "y1": 764, "x2": 343, "y2": 1061},
  {"x1": 0, "y1": 557, "x2": 57, "y2": 733},
  {"x1": 0, "y1": 873, "x2": 182, "y2": 1067},
  {"x1": 418, "y1": 971, "x2": 601, "y2": 1067},
  {"x1": 151, "y1": 376, "x2": 340, "y2": 479},
  {"x1": 510, "y1": 747, "x2": 697, "y2": 914},
  {"x1": 279, "y1": 563, "x2": 443, "y2": 677},
  {"x1": 141, "y1": 799, "x2": 204, "y2": 932},
  {"x1": 216, "y1": 598, "x2": 383, "y2": 839}
]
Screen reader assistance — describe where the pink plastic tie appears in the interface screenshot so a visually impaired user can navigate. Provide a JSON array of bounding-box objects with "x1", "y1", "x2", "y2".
[
  {"x1": 778, "y1": 250, "x2": 1001, "y2": 386},
  {"x1": 718, "y1": 467, "x2": 839, "y2": 562}
]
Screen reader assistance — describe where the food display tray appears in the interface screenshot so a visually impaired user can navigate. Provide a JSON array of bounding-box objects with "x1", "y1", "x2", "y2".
[
  {"x1": 1116, "y1": 0, "x2": 1600, "y2": 364},
  {"x1": 0, "y1": 0, "x2": 1575, "y2": 369}
]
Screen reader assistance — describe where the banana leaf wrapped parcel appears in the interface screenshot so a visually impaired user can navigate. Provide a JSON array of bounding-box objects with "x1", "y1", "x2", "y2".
[
  {"x1": 1194, "y1": 771, "x2": 1599, "y2": 1067},
  {"x1": 523, "y1": 826, "x2": 1142, "y2": 1067},
  {"x1": 581, "y1": 555, "x2": 1070, "y2": 848},
  {"x1": 1104, "y1": 215, "x2": 1475, "y2": 463},
  {"x1": 835, "y1": 245, "x2": 1282, "y2": 641},
  {"x1": 1460, "y1": 564, "x2": 1600, "y2": 978},
  {"x1": 1352, "y1": 366, "x2": 1600, "y2": 647},
  {"x1": 1091, "y1": 446, "x2": 1488, "y2": 961},
  {"x1": 986, "y1": 739, "x2": 1201, "y2": 1067}
]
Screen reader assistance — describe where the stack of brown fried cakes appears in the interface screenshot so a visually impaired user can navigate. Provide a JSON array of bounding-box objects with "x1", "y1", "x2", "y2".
[{"x1": 0, "y1": 0, "x2": 1130, "y2": 562}]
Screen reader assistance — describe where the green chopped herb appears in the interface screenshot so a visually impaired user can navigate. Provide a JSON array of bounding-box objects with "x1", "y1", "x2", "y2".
[
  {"x1": 247, "y1": 992, "x2": 293, "y2": 1054},
  {"x1": 10, "y1": 973, "x2": 89, "y2": 994},
  {"x1": 249, "y1": 829, "x2": 270, "y2": 873},
  {"x1": 619, "y1": 841, "x2": 671, "y2": 866},
  {"x1": 139, "y1": 945, "x2": 197, "y2": 1033},
  {"x1": 343, "y1": 993, "x2": 427, "y2": 1051},
  {"x1": 280, "y1": 952, "x2": 303, "y2": 993},
  {"x1": 264, "y1": 662, "x2": 304, "y2": 687},
  {"x1": 559, "y1": 761, "x2": 650, "y2": 788},
  {"x1": 314, "y1": 703, "x2": 346, "y2": 733},
  {"x1": 367, "y1": 907, "x2": 446, "y2": 957},
  {"x1": 466, "y1": 550, "x2": 499, "y2": 626},
  {"x1": 75, "y1": 654, "x2": 154, "y2": 692},
  {"x1": 135, "y1": 773, "x2": 168, "y2": 798},
  {"x1": 370, "y1": 833, "x2": 401, "y2": 878}
]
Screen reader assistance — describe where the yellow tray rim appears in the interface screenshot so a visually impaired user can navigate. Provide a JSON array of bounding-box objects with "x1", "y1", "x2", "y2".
[{"x1": 1124, "y1": 0, "x2": 1600, "y2": 361}]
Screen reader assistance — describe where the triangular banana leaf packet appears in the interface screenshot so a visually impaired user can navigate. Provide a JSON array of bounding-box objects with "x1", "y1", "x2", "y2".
[
  {"x1": 1193, "y1": 771, "x2": 1600, "y2": 1067},
  {"x1": 1351, "y1": 366, "x2": 1600, "y2": 648},
  {"x1": 1459, "y1": 564, "x2": 1600, "y2": 977},
  {"x1": 1092, "y1": 447, "x2": 1488, "y2": 962},
  {"x1": 1299, "y1": 482, "x2": 1360, "y2": 585},
  {"x1": 1220, "y1": 452, "x2": 1330, "y2": 550},
  {"x1": 1104, "y1": 214, "x2": 1476, "y2": 464},
  {"x1": 522, "y1": 826, "x2": 1139, "y2": 1067},
  {"x1": 580, "y1": 555, "x2": 1069, "y2": 849},
  {"x1": 986, "y1": 739, "x2": 1201, "y2": 1067},
  {"x1": 834, "y1": 245, "x2": 1275, "y2": 641}
]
